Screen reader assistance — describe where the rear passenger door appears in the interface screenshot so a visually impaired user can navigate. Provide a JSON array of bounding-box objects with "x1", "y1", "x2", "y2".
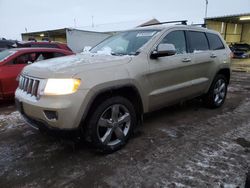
[
  {"x1": 206, "y1": 32, "x2": 227, "y2": 68},
  {"x1": 186, "y1": 31, "x2": 214, "y2": 93}
]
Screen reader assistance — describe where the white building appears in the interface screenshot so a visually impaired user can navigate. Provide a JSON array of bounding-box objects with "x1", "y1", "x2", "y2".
[{"x1": 21, "y1": 18, "x2": 160, "y2": 53}]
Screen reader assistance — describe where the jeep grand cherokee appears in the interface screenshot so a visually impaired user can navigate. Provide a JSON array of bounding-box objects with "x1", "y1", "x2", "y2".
[{"x1": 15, "y1": 25, "x2": 231, "y2": 152}]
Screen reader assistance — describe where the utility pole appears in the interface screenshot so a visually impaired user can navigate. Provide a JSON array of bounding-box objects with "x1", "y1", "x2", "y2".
[
  {"x1": 74, "y1": 18, "x2": 76, "y2": 28},
  {"x1": 205, "y1": 0, "x2": 208, "y2": 18},
  {"x1": 92, "y1": 16, "x2": 94, "y2": 28}
]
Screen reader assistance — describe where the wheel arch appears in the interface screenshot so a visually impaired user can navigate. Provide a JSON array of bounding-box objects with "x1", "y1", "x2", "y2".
[
  {"x1": 80, "y1": 84, "x2": 144, "y2": 130},
  {"x1": 216, "y1": 68, "x2": 231, "y2": 84}
]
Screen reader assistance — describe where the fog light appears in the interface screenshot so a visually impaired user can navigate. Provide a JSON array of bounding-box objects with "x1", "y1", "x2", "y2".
[{"x1": 44, "y1": 110, "x2": 58, "y2": 121}]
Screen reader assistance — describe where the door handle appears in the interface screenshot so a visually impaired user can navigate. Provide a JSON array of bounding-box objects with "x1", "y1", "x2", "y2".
[
  {"x1": 182, "y1": 58, "x2": 191, "y2": 63},
  {"x1": 210, "y1": 54, "x2": 217, "y2": 58}
]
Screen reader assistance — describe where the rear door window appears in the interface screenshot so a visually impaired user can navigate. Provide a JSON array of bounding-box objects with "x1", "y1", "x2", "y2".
[
  {"x1": 36, "y1": 52, "x2": 54, "y2": 61},
  {"x1": 188, "y1": 31, "x2": 209, "y2": 53},
  {"x1": 12, "y1": 52, "x2": 41, "y2": 65},
  {"x1": 206, "y1": 33, "x2": 225, "y2": 50},
  {"x1": 13, "y1": 54, "x2": 31, "y2": 65}
]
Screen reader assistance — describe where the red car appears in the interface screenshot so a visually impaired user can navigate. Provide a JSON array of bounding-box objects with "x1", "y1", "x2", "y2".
[
  {"x1": 17, "y1": 41, "x2": 73, "y2": 52},
  {"x1": 0, "y1": 48, "x2": 74, "y2": 100}
]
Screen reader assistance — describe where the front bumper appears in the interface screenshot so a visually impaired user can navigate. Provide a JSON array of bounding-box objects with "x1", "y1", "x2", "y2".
[
  {"x1": 15, "y1": 88, "x2": 90, "y2": 130},
  {"x1": 15, "y1": 101, "x2": 62, "y2": 131}
]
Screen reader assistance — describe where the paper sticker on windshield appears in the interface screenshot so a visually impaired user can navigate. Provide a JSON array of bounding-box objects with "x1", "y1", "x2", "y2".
[{"x1": 136, "y1": 31, "x2": 157, "y2": 37}]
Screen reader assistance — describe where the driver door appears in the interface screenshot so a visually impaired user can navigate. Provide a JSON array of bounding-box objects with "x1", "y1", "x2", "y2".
[
  {"x1": 147, "y1": 30, "x2": 196, "y2": 111},
  {"x1": 0, "y1": 53, "x2": 34, "y2": 97}
]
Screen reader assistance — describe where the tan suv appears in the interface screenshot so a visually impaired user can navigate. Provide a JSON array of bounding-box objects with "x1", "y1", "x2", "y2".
[{"x1": 15, "y1": 24, "x2": 231, "y2": 152}]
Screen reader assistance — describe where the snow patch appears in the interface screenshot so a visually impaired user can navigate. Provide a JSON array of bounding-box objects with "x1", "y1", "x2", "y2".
[
  {"x1": 159, "y1": 128, "x2": 178, "y2": 138},
  {"x1": 0, "y1": 111, "x2": 24, "y2": 131},
  {"x1": 27, "y1": 53, "x2": 132, "y2": 73}
]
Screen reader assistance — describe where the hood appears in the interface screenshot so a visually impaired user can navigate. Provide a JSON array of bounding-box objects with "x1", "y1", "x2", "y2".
[{"x1": 22, "y1": 53, "x2": 132, "y2": 78}]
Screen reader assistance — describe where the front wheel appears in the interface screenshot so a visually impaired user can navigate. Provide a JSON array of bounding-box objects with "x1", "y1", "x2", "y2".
[
  {"x1": 203, "y1": 74, "x2": 228, "y2": 108},
  {"x1": 85, "y1": 96, "x2": 136, "y2": 153}
]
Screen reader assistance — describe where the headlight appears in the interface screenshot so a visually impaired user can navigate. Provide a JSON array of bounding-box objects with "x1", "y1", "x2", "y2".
[{"x1": 44, "y1": 79, "x2": 81, "y2": 95}]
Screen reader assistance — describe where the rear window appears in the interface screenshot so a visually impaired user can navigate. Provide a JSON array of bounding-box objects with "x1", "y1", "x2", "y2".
[
  {"x1": 188, "y1": 31, "x2": 209, "y2": 53},
  {"x1": 206, "y1": 33, "x2": 225, "y2": 50}
]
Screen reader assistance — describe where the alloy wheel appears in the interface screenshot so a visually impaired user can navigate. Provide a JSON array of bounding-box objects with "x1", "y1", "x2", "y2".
[
  {"x1": 97, "y1": 104, "x2": 131, "y2": 146},
  {"x1": 213, "y1": 79, "x2": 226, "y2": 105}
]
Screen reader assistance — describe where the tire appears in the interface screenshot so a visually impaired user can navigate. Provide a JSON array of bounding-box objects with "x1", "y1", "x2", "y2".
[
  {"x1": 84, "y1": 96, "x2": 136, "y2": 153},
  {"x1": 203, "y1": 74, "x2": 228, "y2": 108}
]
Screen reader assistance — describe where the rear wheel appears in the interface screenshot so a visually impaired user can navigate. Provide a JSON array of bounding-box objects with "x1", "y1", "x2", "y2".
[
  {"x1": 85, "y1": 96, "x2": 136, "y2": 153},
  {"x1": 203, "y1": 74, "x2": 228, "y2": 108}
]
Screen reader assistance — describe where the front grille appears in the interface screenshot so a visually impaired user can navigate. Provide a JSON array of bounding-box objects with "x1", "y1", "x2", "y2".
[{"x1": 19, "y1": 75, "x2": 40, "y2": 97}]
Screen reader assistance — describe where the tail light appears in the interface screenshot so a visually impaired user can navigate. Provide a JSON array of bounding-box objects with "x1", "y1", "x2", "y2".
[{"x1": 229, "y1": 52, "x2": 234, "y2": 59}]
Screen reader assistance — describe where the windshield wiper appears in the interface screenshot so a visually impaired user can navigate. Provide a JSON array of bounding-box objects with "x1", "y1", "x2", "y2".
[
  {"x1": 129, "y1": 51, "x2": 140, "y2": 56},
  {"x1": 111, "y1": 51, "x2": 140, "y2": 56},
  {"x1": 111, "y1": 52, "x2": 127, "y2": 56}
]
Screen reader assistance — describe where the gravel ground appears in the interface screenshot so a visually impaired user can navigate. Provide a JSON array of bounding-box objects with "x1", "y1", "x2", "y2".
[
  {"x1": 0, "y1": 71, "x2": 250, "y2": 188},
  {"x1": 232, "y1": 59, "x2": 250, "y2": 73}
]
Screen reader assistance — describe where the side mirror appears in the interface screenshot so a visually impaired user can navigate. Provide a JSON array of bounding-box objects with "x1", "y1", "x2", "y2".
[{"x1": 150, "y1": 43, "x2": 176, "y2": 59}]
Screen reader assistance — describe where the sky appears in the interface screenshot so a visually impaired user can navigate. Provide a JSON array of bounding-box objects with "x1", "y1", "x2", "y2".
[{"x1": 0, "y1": 0, "x2": 249, "y2": 40}]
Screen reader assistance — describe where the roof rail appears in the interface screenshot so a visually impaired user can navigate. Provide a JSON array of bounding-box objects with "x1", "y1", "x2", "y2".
[
  {"x1": 141, "y1": 20, "x2": 188, "y2": 27},
  {"x1": 191, "y1": 23, "x2": 207, "y2": 28}
]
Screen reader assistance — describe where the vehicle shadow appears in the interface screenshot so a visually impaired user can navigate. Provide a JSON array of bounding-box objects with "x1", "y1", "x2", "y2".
[
  {"x1": 0, "y1": 99, "x2": 15, "y2": 113},
  {"x1": 0, "y1": 99, "x2": 15, "y2": 107},
  {"x1": 5, "y1": 94, "x2": 235, "y2": 158},
  {"x1": 144, "y1": 98, "x2": 203, "y2": 121}
]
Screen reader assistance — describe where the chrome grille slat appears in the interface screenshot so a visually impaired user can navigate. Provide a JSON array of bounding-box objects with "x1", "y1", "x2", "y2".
[
  {"x1": 19, "y1": 76, "x2": 23, "y2": 89},
  {"x1": 27, "y1": 79, "x2": 33, "y2": 94},
  {"x1": 31, "y1": 80, "x2": 39, "y2": 96},
  {"x1": 23, "y1": 78, "x2": 26, "y2": 91},
  {"x1": 21, "y1": 76, "x2": 25, "y2": 90},
  {"x1": 24, "y1": 78, "x2": 29, "y2": 92},
  {"x1": 18, "y1": 75, "x2": 40, "y2": 98}
]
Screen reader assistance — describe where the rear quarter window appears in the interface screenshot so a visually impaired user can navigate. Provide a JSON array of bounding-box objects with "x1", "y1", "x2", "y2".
[
  {"x1": 206, "y1": 33, "x2": 225, "y2": 50},
  {"x1": 188, "y1": 31, "x2": 209, "y2": 53}
]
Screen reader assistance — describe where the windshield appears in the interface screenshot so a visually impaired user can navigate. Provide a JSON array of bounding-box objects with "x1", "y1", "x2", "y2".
[
  {"x1": 0, "y1": 50, "x2": 16, "y2": 62},
  {"x1": 90, "y1": 30, "x2": 159, "y2": 55}
]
